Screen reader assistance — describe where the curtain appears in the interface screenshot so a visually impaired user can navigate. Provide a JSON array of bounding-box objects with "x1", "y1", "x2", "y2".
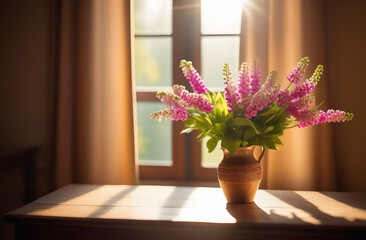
[
  {"x1": 54, "y1": 0, "x2": 138, "y2": 188},
  {"x1": 240, "y1": 0, "x2": 336, "y2": 191}
]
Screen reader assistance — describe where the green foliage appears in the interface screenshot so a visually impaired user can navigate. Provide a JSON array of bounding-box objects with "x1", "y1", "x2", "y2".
[{"x1": 181, "y1": 91, "x2": 293, "y2": 154}]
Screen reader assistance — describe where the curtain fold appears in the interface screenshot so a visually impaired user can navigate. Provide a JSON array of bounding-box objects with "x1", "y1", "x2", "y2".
[
  {"x1": 240, "y1": 0, "x2": 336, "y2": 191},
  {"x1": 54, "y1": 0, "x2": 138, "y2": 188}
]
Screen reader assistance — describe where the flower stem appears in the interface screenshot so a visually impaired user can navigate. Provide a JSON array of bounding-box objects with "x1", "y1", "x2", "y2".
[{"x1": 286, "y1": 82, "x2": 292, "y2": 90}]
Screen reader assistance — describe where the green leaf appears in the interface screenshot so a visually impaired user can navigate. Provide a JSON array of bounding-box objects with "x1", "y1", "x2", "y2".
[
  {"x1": 197, "y1": 131, "x2": 207, "y2": 141},
  {"x1": 263, "y1": 126, "x2": 274, "y2": 134},
  {"x1": 191, "y1": 115, "x2": 210, "y2": 130},
  {"x1": 234, "y1": 118, "x2": 259, "y2": 134},
  {"x1": 266, "y1": 108, "x2": 286, "y2": 125},
  {"x1": 223, "y1": 134, "x2": 242, "y2": 154},
  {"x1": 214, "y1": 92, "x2": 229, "y2": 114},
  {"x1": 263, "y1": 138, "x2": 277, "y2": 149},
  {"x1": 213, "y1": 123, "x2": 226, "y2": 138},
  {"x1": 268, "y1": 126, "x2": 285, "y2": 136},
  {"x1": 272, "y1": 136, "x2": 283, "y2": 145},
  {"x1": 206, "y1": 137, "x2": 220, "y2": 153},
  {"x1": 256, "y1": 105, "x2": 278, "y2": 120},
  {"x1": 205, "y1": 91, "x2": 214, "y2": 104},
  {"x1": 180, "y1": 128, "x2": 194, "y2": 134},
  {"x1": 243, "y1": 127, "x2": 256, "y2": 140},
  {"x1": 183, "y1": 116, "x2": 195, "y2": 126}
]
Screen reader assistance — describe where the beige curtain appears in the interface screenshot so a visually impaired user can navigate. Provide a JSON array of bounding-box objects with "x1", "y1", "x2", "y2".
[
  {"x1": 54, "y1": 0, "x2": 138, "y2": 188},
  {"x1": 241, "y1": 0, "x2": 335, "y2": 191}
]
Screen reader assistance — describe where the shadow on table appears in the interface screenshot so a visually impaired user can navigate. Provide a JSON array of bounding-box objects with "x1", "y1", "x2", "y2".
[
  {"x1": 225, "y1": 191, "x2": 366, "y2": 226},
  {"x1": 157, "y1": 186, "x2": 195, "y2": 220},
  {"x1": 267, "y1": 191, "x2": 366, "y2": 226},
  {"x1": 320, "y1": 192, "x2": 366, "y2": 210},
  {"x1": 226, "y1": 202, "x2": 309, "y2": 224}
]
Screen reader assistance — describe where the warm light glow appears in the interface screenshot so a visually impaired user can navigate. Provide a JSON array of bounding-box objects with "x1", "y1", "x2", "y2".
[
  {"x1": 134, "y1": 0, "x2": 172, "y2": 35},
  {"x1": 201, "y1": 0, "x2": 243, "y2": 34}
]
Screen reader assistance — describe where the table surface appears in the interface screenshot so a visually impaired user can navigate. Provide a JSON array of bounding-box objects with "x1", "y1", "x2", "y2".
[{"x1": 4, "y1": 184, "x2": 366, "y2": 229}]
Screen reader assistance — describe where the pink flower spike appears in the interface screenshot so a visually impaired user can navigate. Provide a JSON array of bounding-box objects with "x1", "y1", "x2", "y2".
[
  {"x1": 180, "y1": 91, "x2": 213, "y2": 113},
  {"x1": 172, "y1": 107, "x2": 189, "y2": 121},
  {"x1": 290, "y1": 79, "x2": 316, "y2": 100},
  {"x1": 245, "y1": 71, "x2": 279, "y2": 119},
  {"x1": 150, "y1": 109, "x2": 174, "y2": 121},
  {"x1": 250, "y1": 58, "x2": 261, "y2": 95},
  {"x1": 223, "y1": 63, "x2": 239, "y2": 112},
  {"x1": 321, "y1": 109, "x2": 353, "y2": 123},
  {"x1": 285, "y1": 95, "x2": 314, "y2": 116},
  {"x1": 296, "y1": 109, "x2": 353, "y2": 128},
  {"x1": 296, "y1": 110, "x2": 322, "y2": 128},
  {"x1": 180, "y1": 60, "x2": 208, "y2": 94},
  {"x1": 277, "y1": 89, "x2": 291, "y2": 106},
  {"x1": 156, "y1": 91, "x2": 183, "y2": 110},
  {"x1": 172, "y1": 84, "x2": 186, "y2": 97},
  {"x1": 286, "y1": 57, "x2": 310, "y2": 84},
  {"x1": 237, "y1": 62, "x2": 251, "y2": 103}
]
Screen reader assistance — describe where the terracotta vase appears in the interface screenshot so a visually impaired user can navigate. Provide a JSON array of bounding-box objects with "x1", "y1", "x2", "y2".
[{"x1": 217, "y1": 146, "x2": 265, "y2": 203}]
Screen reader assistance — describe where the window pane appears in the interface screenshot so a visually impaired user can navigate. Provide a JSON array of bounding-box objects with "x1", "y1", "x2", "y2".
[
  {"x1": 134, "y1": 0, "x2": 172, "y2": 35},
  {"x1": 201, "y1": 36, "x2": 240, "y2": 89},
  {"x1": 201, "y1": 138, "x2": 223, "y2": 168},
  {"x1": 201, "y1": 0, "x2": 242, "y2": 34},
  {"x1": 137, "y1": 102, "x2": 172, "y2": 165},
  {"x1": 135, "y1": 37, "x2": 172, "y2": 87}
]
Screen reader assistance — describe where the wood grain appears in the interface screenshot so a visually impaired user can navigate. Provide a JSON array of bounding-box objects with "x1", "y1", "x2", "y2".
[{"x1": 3, "y1": 184, "x2": 366, "y2": 239}]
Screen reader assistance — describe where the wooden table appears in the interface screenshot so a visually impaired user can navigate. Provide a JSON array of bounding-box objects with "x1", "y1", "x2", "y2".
[{"x1": 3, "y1": 184, "x2": 366, "y2": 240}]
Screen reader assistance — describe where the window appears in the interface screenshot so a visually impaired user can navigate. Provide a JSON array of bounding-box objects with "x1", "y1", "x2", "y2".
[{"x1": 134, "y1": 0, "x2": 243, "y2": 181}]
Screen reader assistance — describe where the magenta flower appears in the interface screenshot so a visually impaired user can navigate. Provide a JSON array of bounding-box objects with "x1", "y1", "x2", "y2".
[
  {"x1": 296, "y1": 110, "x2": 322, "y2": 128},
  {"x1": 290, "y1": 79, "x2": 316, "y2": 100},
  {"x1": 150, "y1": 109, "x2": 174, "y2": 121},
  {"x1": 250, "y1": 58, "x2": 261, "y2": 95},
  {"x1": 180, "y1": 60, "x2": 208, "y2": 94},
  {"x1": 245, "y1": 71, "x2": 280, "y2": 118},
  {"x1": 296, "y1": 109, "x2": 353, "y2": 128},
  {"x1": 286, "y1": 57, "x2": 310, "y2": 84},
  {"x1": 156, "y1": 91, "x2": 183, "y2": 110},
  {"x1": 223, "y1": 63, "x2": 239, "y2": 111},
  {"x1": 321, "y1": 109, "x2": 354, "y2": 123},
  {"x1": 172, "y1": 107, "x2": 189, "y2": 121},
  {"x1": 180, "y1": 90, "x2": 213, "y2": 113},
  {"x1": 172, "y1": 84, "x2": 186, "y2": 97},
  {"x1": 237, "y1": 62, "x2": 251, "y2": 104},
  {"x1": 277, "y1": 89, "x2": 291, "y2": 106},
  {"x1": 290, "y1": 65, "x2": 323, "y2": 101},
  {"x1": 285, "y1": 95, "x2": 314, "y2": 116}
]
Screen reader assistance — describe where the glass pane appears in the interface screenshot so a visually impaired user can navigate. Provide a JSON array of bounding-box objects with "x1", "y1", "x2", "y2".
[
  {"x1": 201, "y1": 36, "x2": 240, "y2": 88},
  {"x1": 201, "y1": 0, "x2": 242, "y2": 34},
  {"x1": 134, "y1": 0, "x2": 172, "y2": 35},
  {"x1": 201, "y1": 138, "x2": 223, "y2": 168},
  {"x1": 137, "y1": 102, "x2": 172, "y2": 165},
  {"x1": 135, "y1": 37, "x2": 172, "y2": 87}
]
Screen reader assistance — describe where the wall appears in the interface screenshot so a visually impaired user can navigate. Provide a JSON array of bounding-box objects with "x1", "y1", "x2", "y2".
[
  {"x1": 326, "y1": 0, "x2": 366, "y2": 191},
  {"x1": 0, "y1": 0, "x2": 54, "y2": 198}
]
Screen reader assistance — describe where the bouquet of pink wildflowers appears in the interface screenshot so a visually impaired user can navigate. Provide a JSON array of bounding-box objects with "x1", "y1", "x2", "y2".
[{"x1": 151, "y1": 58, "x2": 353, "y2": 154}]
